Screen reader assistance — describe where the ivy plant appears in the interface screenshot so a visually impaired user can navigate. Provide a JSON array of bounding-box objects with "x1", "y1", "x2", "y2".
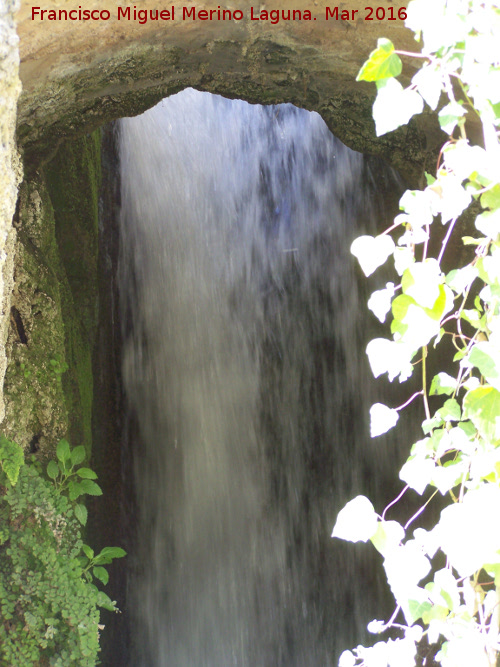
[
  {"x1": 0, "y1": 438, "x2": 125, "y2": 665},
  {"x1": 332, "y1": 1, "x2": 500, "y2": 666}
]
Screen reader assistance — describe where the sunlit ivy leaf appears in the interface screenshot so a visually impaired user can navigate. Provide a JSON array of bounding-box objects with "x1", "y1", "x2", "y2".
[
  {"x1": 481, "y1": 251, "x2": 500, "y2": 284},
  {"x1": 400, "y1": 456, "x2": 435, "y2": 495},
  {"x1": 370, "y1": 403, "x2": 400, "y2": 437},
  {"x1": 332, "y1": 495, "x2": 378, "y2": 542},
  {"x1": 422, "y1": 412, "x2": 445, "y2": 434},
  {"x1": 371, "y1": 520, "x2": 405, "y2": 557},
  {"x1": 412, "y1": 65, "x2": 442, "y2": 109},
  {"x1": 368, "y1": 283, "x2": 395, "y2": 323},
  {"x1": 445, "y1": 265, "x2": 478, "y2": 294},
  {"x1": 433, "y1": 568, "x2": 460, "y2": 611},
  {"x1": 432, "y1": 461, "x2": 465, "y2": 494},
  {"x1": 438, "y1": 101, "x2": 466, "y2": 135},
  {"x1": 463, "y1": 385, "x2": 500, "y2": 441},
  {"x1": 402, "y1": 259, "x2": 442, "y2": 309},
  {"x1": 408, "y1": 599, "x2": 433, "y2": 624},
  {"x1": 383, "y1": 541, "x2": 431, "y2": 616},
  {"x1": 394, "y1": 246, "x2": 415, "y2": 276},
  {"x1": 476, "y1": 209, "x2": 500, "y2": 241},
  {"x1": 434, "y1": 174, "x2": 472, "y2": 224},
  {"x1": 339, "y1": 650, "x2": 356, "y2": 667},
  {"x1": 430, "y1": 372, "x2": 457, "y2": 396},
  {"x1": 373, "y1": 78, "x2": 424, "y2": 136},
  {"x1": 399, "y1": 189, "x2": 435, "y2": 227},
  {"x1": 366, "y1": 338, "x2": 415, "y2": 382},
  {"x1": 437, "y1": 398, "x2": 461, "y2": 422},
  {"x1": 437, "y1": 634, "x2": 491, "y2": 667},
  {"x1": 356, "y1": 38, "x2": 402, "y2": 82},
  {"x1": 351, "y1": 234, "x2": 395, "y2": 277},
  {"x1": 469, "y1": 342, "x2": 500, "y2": 391},
  {"x1": 443, "y1": 141, "x2": 489, "y2": 181},
  {"x1": 439, "y1": 485, "x2": 500, "y2": 576},
  {"x1": 481, "y1": 184, "x2": 500, "y2": 210}
]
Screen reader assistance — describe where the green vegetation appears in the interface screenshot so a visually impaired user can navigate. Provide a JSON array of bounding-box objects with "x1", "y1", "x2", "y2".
[
  {"x1": 332, "y1": 1, "x2": 500, "y2": 666},
  {"x1": 0, "y1": 436, "x2": 125, "y2": 666}
]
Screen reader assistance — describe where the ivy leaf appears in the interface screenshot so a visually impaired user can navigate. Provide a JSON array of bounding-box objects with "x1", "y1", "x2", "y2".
[
  {"x1": 430, "y1": 372, "x2": 457, "y2": 396},
  {"x1": 400, "y1": 456, "x2": 435, "y2": 495},
  {"x1": 475, "y1": 209, "x2": 500, "y2": 240},
  {"x1": 373, "y1": 78, "x2": 424, "y2": 136},
  {"x1": 366, "y1": 338, "x2": 416, "y2": 382},
  {"x1": 367, "y1": 283, "x2": 395, "y2": 323},
  {"x1": 351, "y1": 234, "x2": 395, "y2": 277},
  {"x1": 412, "y1": 65, "x2": 442, "y2": 110},
  {"x1": 481, "y1": 184, "x2": 500, "y2": 210},
  {"x1": 437, "y1": 398, "x2": 461, "y2": 422},
  {"x1": 92, "y1": 566, "x2": 109, "y2": 586},
  {"x1": 463, "y1": 385, "x2": 500, "y2": 441},
  {"x1": 408, "y1": 599, "x2": 433, "y2": 624},
  {"x1": 370, "y1": 403, "x2": 400, "y2": 437},
  {"x1": 469, "y1": 342, "x2": 500, "y2": 391},
  {"x1": 74, "y1": 503, "x2": 88, "y2": 526},
  {"x1": 371, "y1": 520, "x2": 405, "y2": 557},
  {"x1": 445, "y1": 265, "x2": 478, "y2": 294},
  {"x1": 332, "y1": 496, "x2": 378, "y2": 543},
  {"x1": 46, "y1": 460, "x2": 59, "y2": 480},
  {"x1": 56, "y1": 439, "x2": 71, "y2": 465},
  {"x1": 356, "y1": 38, "x2": 402, "y2": 82},
  {"x1": 394, "y1": 247, "x2": 415, "y2": 276},
  {"x1": 402, "y1": 260, "x2": 442, "y2": 309},
  {"x1": 70, "y1": 445, "x2": 86, "y2": 466},
  {"x1": 438, "y1": 485, "x2": 500, "y2": 576},
  {"x1": 438, "y1": 101, "x2": 466, "y2": 135}
]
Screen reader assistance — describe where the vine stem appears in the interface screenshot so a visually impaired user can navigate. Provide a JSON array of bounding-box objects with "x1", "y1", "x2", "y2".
[
  {"x1": 395, "y1": 390, "x2": 424, "y2": 412},
  {"x1": 422, "y1": 346, "x2": 431, "y2": 421},
  {"x1": 382, "y1": 485, "x2": 409, "y2": 521},
  {"x1": 437, "y1": 216, "x2": 459, "y2": 265},
  {"x1": 404, "y1": 490, "x2": 438, "y2": 531}
]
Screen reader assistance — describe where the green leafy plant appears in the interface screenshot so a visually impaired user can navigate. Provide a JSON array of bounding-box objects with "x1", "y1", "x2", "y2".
[
  {"x1": 0, "y1": 438, "x2": 125, "y2": 665},
  {"x1": 332, "y1": 1, "x2": 500, "y2": 666}
]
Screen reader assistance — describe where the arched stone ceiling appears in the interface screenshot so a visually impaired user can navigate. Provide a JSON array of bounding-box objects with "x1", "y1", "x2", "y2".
[{"x1": 19, "y1": 0, "x2": 445, "y2": 182}]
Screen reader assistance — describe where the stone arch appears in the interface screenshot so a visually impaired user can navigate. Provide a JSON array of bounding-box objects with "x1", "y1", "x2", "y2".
[{"x1": 18, "y1": 0, "x2": 444, "y2": 182}]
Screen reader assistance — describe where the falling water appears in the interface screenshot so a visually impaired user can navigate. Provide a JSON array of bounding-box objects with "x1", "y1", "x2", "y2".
[{"x1": 118, "y1": 89, "x2": 404, "y2": 666}]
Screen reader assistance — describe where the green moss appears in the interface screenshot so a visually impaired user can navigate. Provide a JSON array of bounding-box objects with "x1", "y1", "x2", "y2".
[
  {"x1": 45, "y1": 132, "x2": 101, "y2": 456},
  {"x1": 4, "y1": 131, "x2": 101, "y2": 460}
]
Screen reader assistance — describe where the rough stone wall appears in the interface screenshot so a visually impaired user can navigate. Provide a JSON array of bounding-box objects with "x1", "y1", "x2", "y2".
[
  {"x1": 18, "y1": 0, "x2": 444, "y2": 184},
  {"x1": 3, "y1": 133, "x2": 101, "y2": 457},
  {"x1": 0, "y1": 0, "x2": 22, "y2": 424}
]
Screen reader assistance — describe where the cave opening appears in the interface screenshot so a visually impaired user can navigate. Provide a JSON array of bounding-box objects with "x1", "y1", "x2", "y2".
[{"x1": 85, "y1": 89, "x2": 420, "y2": 667}]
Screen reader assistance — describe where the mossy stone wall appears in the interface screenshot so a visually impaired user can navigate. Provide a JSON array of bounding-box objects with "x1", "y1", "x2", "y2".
[{"x1": 3, "y1": 132, "x2": 101, "y2": 459}]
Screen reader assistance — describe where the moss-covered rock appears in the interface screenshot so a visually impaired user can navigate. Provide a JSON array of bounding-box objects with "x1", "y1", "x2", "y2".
[{"x1": 3, "y1": 132, "x2": 101, "y2": 460}]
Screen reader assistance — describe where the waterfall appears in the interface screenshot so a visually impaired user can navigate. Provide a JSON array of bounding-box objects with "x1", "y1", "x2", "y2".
[{"x1": 118, "y1": 89, "x2": 403, "y2": 666}]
